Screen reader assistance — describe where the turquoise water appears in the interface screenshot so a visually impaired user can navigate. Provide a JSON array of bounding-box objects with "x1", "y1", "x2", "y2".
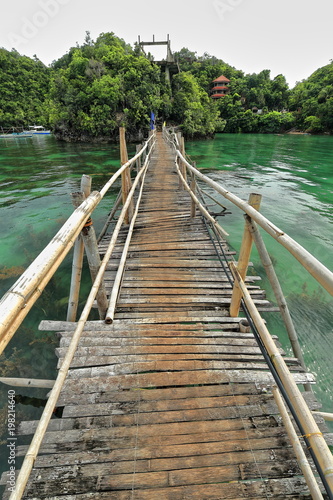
[
  {"x1": 186, "y1": 133, "x2": 333, "y2": 415},
  {"x1": 0, "y1": 135, "x2": 133, "y2": 477},
  {"x1": 0, "y1": 133, "x2": 333, "y2": 478}
]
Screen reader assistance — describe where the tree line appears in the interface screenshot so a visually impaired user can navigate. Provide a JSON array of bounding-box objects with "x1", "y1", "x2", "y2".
[{"x1": 1, "y1": 32, "x2": 333, "y2": 139}]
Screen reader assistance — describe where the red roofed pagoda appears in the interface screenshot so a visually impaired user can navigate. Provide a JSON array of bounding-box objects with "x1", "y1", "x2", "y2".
[{"x1": 211, "y1": 75, "x2": 230, "y2": 98}]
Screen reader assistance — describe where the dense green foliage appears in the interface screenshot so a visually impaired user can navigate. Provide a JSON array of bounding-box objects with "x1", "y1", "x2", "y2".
[
  {"x1": 0, "y1": 49, "x2": 50, "y2": 128},
  {"x1": 1, "y1": 32, "x2": 333, "y2": 138},
  {"x1": 289, "y1": 63, "x2": 333, "y2": 133}
]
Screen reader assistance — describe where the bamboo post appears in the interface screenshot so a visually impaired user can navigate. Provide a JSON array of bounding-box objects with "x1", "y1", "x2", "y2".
[
  {"x1": 191, "y1": 169, "x2": 196, "y2": 218},
  {"x1": 180, "y1": 135, "x2": 187, "y2": 184},
  {"x1": 229, "y1": 261, "x2": 333, "y2": 495},
  {"x1": 120, "y1": 127, "x2": 133, "y2": 224},
  {"x1": 272, "y1": 387, "x2": 324, "y2": 500},
  {"x1": 230, "y1": 193, "x2": 262, "y2": 317},
  {"x1": 136, "y1": 144, "x2": 141, "y2": 177},
  {"x1": 66, "y1": 236, "x2": 84, "y2": 322},
  {"x1": 246, "y1": 216, "x2": 312, "y2": 391},
  {"x1": 67, "y1": 175, "x2": 92, "y2": 322},
  {"x1": 71, "y1": 192, "x2": 108, "y2": 320},
  {"x1": 176, "y1": 132, "x2": 184, "y2": 189}
]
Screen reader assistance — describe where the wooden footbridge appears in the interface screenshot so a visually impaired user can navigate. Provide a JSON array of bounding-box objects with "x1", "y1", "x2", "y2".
[{"x1": 1, "y1": 129, "x2": 333, "y2": 499}]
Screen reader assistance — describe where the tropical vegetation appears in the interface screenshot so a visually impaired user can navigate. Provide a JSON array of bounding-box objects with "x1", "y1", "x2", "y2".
[{"x1": 1, "y1": 32, "x2": 333, "y2": 139}]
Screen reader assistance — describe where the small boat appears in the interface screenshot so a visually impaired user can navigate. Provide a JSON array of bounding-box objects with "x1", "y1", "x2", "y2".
[
  {"x1": 0, "y1": 130, "x2": 33, "y2": 139},
  {"x1": 26, "y1": 125, "x2": 51, "y2": 135}
]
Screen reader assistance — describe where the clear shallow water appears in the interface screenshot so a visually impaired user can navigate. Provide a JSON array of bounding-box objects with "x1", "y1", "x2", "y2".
[
  {"x1": 186, "y1": 134, "x2": 333, "y2": 417},
  {"x1": 0, "y1": 135, "x2": 133, "y2": 477},
  {"x1": 0, "y1": 133, "x2": 333, "y2": 477}
]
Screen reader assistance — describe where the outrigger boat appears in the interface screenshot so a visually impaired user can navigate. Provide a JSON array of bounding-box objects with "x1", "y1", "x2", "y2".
[
  {"x1": 25, "y1": 125, "x2": 51, "y2": 135},
  {"x1": 0, "y1": 127, "x2": 33, "y2": 138}
]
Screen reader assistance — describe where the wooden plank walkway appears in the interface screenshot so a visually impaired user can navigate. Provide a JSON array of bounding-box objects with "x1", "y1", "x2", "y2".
[{"x1": 6, "y1": 133, "x2": 327, "y2": 498}]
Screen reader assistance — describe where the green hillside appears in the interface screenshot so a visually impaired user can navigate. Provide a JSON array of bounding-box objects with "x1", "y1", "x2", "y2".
[{"x1": 0, "y1": 32, "x2": 332, "y2": 139}]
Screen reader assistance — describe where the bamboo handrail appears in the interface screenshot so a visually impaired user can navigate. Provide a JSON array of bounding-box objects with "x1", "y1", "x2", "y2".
[
  {"x1": 174, "y1": 148, "x2": 333, "y2": 297},
  {"x1": 313, "y1": 412, "x2": 333, "y2": 422},
  {"x1": 0, "y1": 133, "x2": 155, "y2": 356},
  {"x1": 273, "y1": 387, "x2": 324, "y2": 500},
  {"x1": 229, "y1": 261, "x2": 333, "y2": 493},
  {"x1": 9, "y1": 134, "x2": 156, "y2": 500},
  {"x1": 105, "y1": 162, "x2": 149, "y2": 324}
]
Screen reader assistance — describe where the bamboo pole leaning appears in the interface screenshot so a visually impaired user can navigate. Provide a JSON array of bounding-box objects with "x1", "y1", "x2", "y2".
[
  {"x1": 246, "y1": 216, "x2": 311, "y2": 391},
  {"x1": 229, "y1": 261, "x2": 333, "y2": 495},
  {"x1": 272, "y1": 386, "x2": 324, "y2": 500},
  {"x1": 9, "y1": 134, "x2": 156, "y2": 500},
  {"x1": 67, "y1": 175, "x2": 92, "y2": 322},
  {"x1": 230, "y1": 193, "x2": 262, "y2": 317},
  {"x1": 120, "y1": 126, "x2": 134, "y2": 224},
  {"x1": 175, "y1": 148, "x2": 333, "y2": 298},
  {"x1": 70, "y1": 192, "x2": 109, "y2": 320}
]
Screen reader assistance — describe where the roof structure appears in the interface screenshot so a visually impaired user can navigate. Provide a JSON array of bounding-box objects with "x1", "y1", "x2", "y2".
[
  {"x1": 213, "y1": 75, "x2": 231, "y2": 83},
  {"x1": 212, "y1": 85, "x2": 229, "y2": 90}
]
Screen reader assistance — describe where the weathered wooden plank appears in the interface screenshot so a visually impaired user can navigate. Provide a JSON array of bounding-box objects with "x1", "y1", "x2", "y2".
[
  {"x1": 16, "y1": 452, "x2": 301, "y2": 497},
  {"x1": 16, "y1": 423, "x2": 288, "y2": 457},
  {"x1": 21, "y1": 459, "x2": 300, "y2": 496},
  {"x1": 116, "y1": 296, "x2": 268, "y2": 305},
  {"x1": 56, "y1": 344, "x2": 275, "y2": 358},
  {"x1": 38, "y1": 317, "x2": 246, "y2": 331},
  {"x1": 60, "y1": 393, "x2": 277, "y2": 418},
  {"x1": 52, "y1": 382, "x2": 275, "y2": 406},
  {"x1": 60, "y1": 370, "x2": 314, "y2": 396},
  {"x1": 58, "y1": 353, "x2": 300, "y2": 371},
  {"x1": 118, "y1": 286, "x2": 261, "y2": 295},
  {"x1": 17, "y1": 477, "x2": 313, "y2": 499},
  {"x1": 31, "y1": 435, "x2": 291, "y2": 469},
  {"x1": 59, "y1": 334, "x2": 261, "y2": 347}
]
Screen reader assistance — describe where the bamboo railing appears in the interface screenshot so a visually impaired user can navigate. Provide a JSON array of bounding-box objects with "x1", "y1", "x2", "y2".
[{"x1": 163, "y1": 126, "x2": 333, "y2": 496}]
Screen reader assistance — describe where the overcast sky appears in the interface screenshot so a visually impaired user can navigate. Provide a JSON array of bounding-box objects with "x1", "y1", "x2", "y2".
[{"x1": 1, "y1": 0, "x2": 332, "y2": 88}]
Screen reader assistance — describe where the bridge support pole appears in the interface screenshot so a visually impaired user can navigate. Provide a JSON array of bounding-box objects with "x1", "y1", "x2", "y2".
[
  {"x1": 120, "y1": 127, "x2": 133, "y2": 224},
  {"x1": 67, "y1": 175, "x2": 92, "y2": 322},
  {"x1": 230, "y1": 193, "x2": 262, "y2": 317},
  {"x1": 70, "y1": 189, "x2": 109, "y2": 320},
  {"x1": 246, "y1": 216, "x2": 312, "y2": 391},
  {"x1": 190, "y1": 166, "x2": 197, "y2": 218},
  {"x1": 176, "y1": 132, "x2": 187, "y2": 189}
]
